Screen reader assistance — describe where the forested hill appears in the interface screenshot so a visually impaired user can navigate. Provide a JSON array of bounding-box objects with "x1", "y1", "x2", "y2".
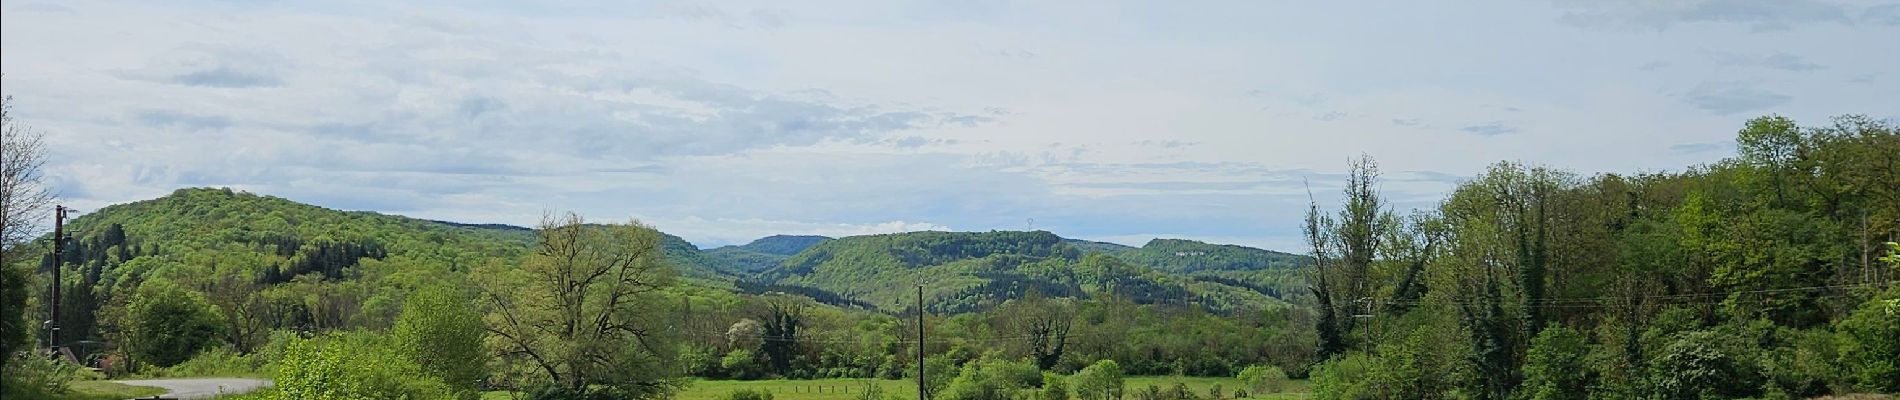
[
  {"x1": 48, "y1": 188, "x2": 1306, "y2": 314},
  {"x1": 760, "y1": 230, "x2": 1306, "y2": 313}
]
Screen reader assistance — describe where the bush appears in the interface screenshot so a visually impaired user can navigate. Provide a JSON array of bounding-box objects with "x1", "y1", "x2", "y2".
[
  {"x1": 939, "y1": 362, "x2": 1013, "y2": 400},
  {"x1": 907, "y1": 355, "x2": 959, "y2": 398},
  {"x1": 1235, "y1": 365, "x2": 1287, "y2": 394},
  {"x1": 1309, "y1": 353, "x2": 1374, "y2": 400},
  {"x1": 1071, "y1": 360, "x2": 1124, "y2": 400},
  {"x1": 164, "y1": 345, "x2": 270, "y2": 377},
  {"x1": 1041, "y1": 373, "x2": 1069, "y2": 400},
  {"x1": 722, "y1": 349, "x2": 761, "y2": 379},
  {"x1": 0, "y1": 352, "x2": 81, "y2": 398},
  {"x1": 1231, "y1": 389, "x2": 1248, "y2": 399},
  {"x1": 275, "y1": 332, "x2": 454, "y2": 400},
  {"x1": 125, "y1": 278, "x2": 225, "y2": 367},
  {"x1": 1647, "y1": 330, "x2": 1761, "y2": 400},
  {"x1": 725, "y1": 388, "x2": 775, "y2": 400},
  {"x1": 1835, "y1": 285, "x2": 1900, "y2": 393},
  {"x1": 393, "y1": 285, "x2": 488, "y2": 399},
  {"x1": 1522, "y1": 326, "x2": 1592, "y2": 400}
]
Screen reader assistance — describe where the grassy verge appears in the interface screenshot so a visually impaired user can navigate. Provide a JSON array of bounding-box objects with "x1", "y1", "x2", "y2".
[{"x1": 57, "y1": 380, "x2": 168, "y2": 400}]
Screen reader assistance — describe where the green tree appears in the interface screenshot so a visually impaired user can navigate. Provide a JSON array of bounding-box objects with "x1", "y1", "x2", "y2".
[
  {"x1": 1072, "y1": 360, "x2": 1124, "y2": 400},
  {"x1": 277, "y1": 331, "x2": 454, "y2": 400},
  {"x1": 1835, "y1": 284, "x2": 1900, "y2": 393},
  {"x1": 125, "y1": 278, "x2": 224, "y2": 367},
  {"x1": 478, "y1": 213, "x2": 680, "y2": 398},
  {"x1": 1234, "y1": 365, "x2": 1286, "y2": 394},
  {"x1": 1, "y1": 93, "x2": 54, "y2": 373},
  {"x1": 1521, "y1": 326, "x2": 1591, "y2": 400},
  {"x1": 394, "y1": 284, "x2": 488, "y2": 399}
]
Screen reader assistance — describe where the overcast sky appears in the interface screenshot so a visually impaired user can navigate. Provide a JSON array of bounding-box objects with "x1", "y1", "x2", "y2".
[{"x1": 4, "y1": 0, "x2": 1896, "y2": 251}]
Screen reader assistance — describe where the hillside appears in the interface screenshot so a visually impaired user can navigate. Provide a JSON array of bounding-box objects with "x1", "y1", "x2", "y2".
[
  {"x1": 704, "y1": 235, "x2": 831, "y2": 273},
  {"x1": 760, "y1": 230, "x2": 1295, "y2": 313},
  {"x1": 44, "y1": 188, "x2": 1305, "y2": 317}
]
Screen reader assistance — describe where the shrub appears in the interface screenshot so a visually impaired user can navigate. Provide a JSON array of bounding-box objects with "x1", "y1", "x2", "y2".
[
  {"x1": 1071, "y1": 360, "x2": 1124, "y2": 400},
  {"x1": 0, "y1": 352, "x2": 81, "y2": 398},
  {"x1": 393, "y1": 285, "x2": 488, "y2": 399},
  {"x1": 1206, "y1": 384, "x2": 1223, "y2": 400},
  {"x1": 1041, "y1": 373, "x2": 1070, "y2": 400},
  {"x1": 1647, "y1": 330, "x2": 1761, "y2": 400},
  {"x1": 939, "y1": 362, "x2": 1013, "y2": 400},
  {"x1": 1235, "y1": 365, "x2": 1287, "y2": 394},
  {"x1": 125, "y1": 278, "x2": 224, "y2": 367},
  {"x1": 1835, "y1": 285, "x2": 1900, "y2": 393},
  {"x1": 1522, "y1": 325, "x2": 1592, "y2": 400},
  {"x1": 1309, "y1": 353, "x2": 1374, "y2": 400},
  {"x1": 275, "y1": 331, "x2": 454, "y2": 400},
  {"x1": 725, "y1": 388, "x2": 775, "y2": 400},
  {"x1": 1231, "y1": 389, "x2": 1248, "y2": 399}
]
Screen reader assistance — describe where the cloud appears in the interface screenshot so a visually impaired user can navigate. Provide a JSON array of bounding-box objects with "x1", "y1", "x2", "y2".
[
  {"x1": 1638, "y1": 61, "x2": 1670, "y2": 71},
  {"x1": 1390, "y1": 118, "x2": 1423, "y2": 127},
  {"x1": 1863, "y1": 4, "x2": 1900, "y2": 26},
  {"x1": 135, "y1": 110, "x2": 231, "y2": 131},
  {"x1": 1460, "y1": 122, "x2": 1519, "y2": 136},
  {"x1": 171, "y1": 66, "x2": 282, "y2": 88},
  {"x1": 1710, "y1": 51, "x2": 1825, "y2": 71},
  {"x1": 1681, "y1": 81, "x2": 1792, "y2": 114},
  {"x1": 1555, "y1": 0, "x2": 1850, "y2": 31}
]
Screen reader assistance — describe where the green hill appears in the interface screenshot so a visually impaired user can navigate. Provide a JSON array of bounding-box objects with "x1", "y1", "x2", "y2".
[
  {"x1": 43, "y1": 188, "x2": 1302, "y2": 318},
  {"x1": 759, "y1": 230, "x2": 1293, "y2": 313}
]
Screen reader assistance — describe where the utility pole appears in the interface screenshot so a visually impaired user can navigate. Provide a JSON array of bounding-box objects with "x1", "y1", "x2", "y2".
[
  {"x1": 917, "y1": 285, "x2": 926, "y2": 400},
  {"x1": 1351, "y1": 297, "x2": 1372, "y2": 354},
  {"x1": 49, "y1": 205, "x2": 65, "y2": 352}
]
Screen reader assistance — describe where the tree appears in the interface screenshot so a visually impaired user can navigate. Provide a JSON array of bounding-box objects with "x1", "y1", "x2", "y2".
[
  {"x1": 758, "y1": 296, "x2": 805, "y2": 376},
  {"x1": 124, "y1": 278, "x2": 224, "y2": 367},
  {"x1": 1072, "y1": 360, "x2": 1124, "y2": 400},
  {"x1": 277, "y1": 331, "x2": 454, "y2": 400},
  {"x1": 1234, "y1": 365, "x2": 1286, "y2": 394},
  {"x1": 998, "y1": 290, "x2": 1075, "y2": 370},
  {"x1": 1, "y1": 94, "x2": 53, "y2": 370},
  {"x1": 1521, "y1": 326, "x2": 1591, "y2": 400},
  {"x1": 395, "y1": 284, "x2": 488, "y2": 400},
  {"x1": 479, "y1": 212, "x2": 680, "y2": 398}
]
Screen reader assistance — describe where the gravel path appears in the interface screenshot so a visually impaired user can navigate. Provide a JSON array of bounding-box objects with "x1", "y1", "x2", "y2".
[{"x1": 112, "y1": 378, "x2": 272, "y2": 399}]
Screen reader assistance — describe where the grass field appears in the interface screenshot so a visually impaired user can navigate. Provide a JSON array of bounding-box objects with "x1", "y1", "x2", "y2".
[
  {"x1": 662, "y1": 377, "x2": 1313, "y2": 400},
  {"x1": 57, "y1": 380, "x2": 169, "y2": 400}
]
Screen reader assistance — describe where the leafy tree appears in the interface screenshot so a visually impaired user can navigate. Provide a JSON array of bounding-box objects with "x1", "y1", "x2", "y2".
[
  {"x1": 277, "y1": 331, "x2": 454, "y2": 400},
  {"x1": 997, "y1": 290, "x2": 1075, "y2": 370},
  {"x1": 478, "y1": 213, "x2": 680, "y2": 398},
  {"x1": 1041, "y1": 373, "x2": 1070, "y2": 400},
  {"x1": 1521, "y1": 325, "x2": 1591, "y2": 400},
  {"x1": 1234, "y1": 365, "x2": 1286, "y2": 394},
  {"x1": 394, "y1": 284, "x2": 488, "y2": 399},
  {"x1": 1071, "y1": 360, "x2": 1124, "y2": 400},
  {"x1": 1647, "y1": 330, "x2": 1760, "y2": 400},
  {"x1": 1835, "y1": 284, "x2": 1900, "y2": 393},
  {"x1": 125, "y1": 278, "x2": 224, "y2": 367}
]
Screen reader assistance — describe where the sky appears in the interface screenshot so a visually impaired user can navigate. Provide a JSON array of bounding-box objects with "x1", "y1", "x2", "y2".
[{"x1": 3, "y1": 0, "x2": 1896, "y2": 252}]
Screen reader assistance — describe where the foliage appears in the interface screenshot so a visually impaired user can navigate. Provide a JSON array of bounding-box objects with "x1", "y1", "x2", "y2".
[
  {"x1": 275, "y1": 331, "x2": 454, "y2": 400},
  {"x1": 724, "y1": 388, "x2": 775, "y2": 400},
  {"x1": 1234, "y1": 365, "x2": 1285, "y2": 395},
  {"x1": 1646, "y1": 329, "x2": 1761, "y2": 400},
  {"x1": 125, "y1": 277, "x2": 224, "y2": 367},
  {"x1": 1, "y1": 352, "x2": 82, "y2": 398},
  {"x1": 393, "y1": 284, "x2": 488, "y2": 399},
  {"x1": 1042, "y1": 373, "x2": 1070, "y2": 400},
  {"x1": 478, "y1": 213, "x2": 681, "y2": 397},
  {"x1": 1071, "y1": 360, "x2": 1124, "y2": 400},
  {"x1": 1835, "y1": 285, "x2": 1900, "y2": 393},
  {"x1": 1308, "y1": 353, "x2": 1372, "y2": 400},
  {"x1": 1521, "y1": 325, "x2": 1591, "y2": 400}
]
